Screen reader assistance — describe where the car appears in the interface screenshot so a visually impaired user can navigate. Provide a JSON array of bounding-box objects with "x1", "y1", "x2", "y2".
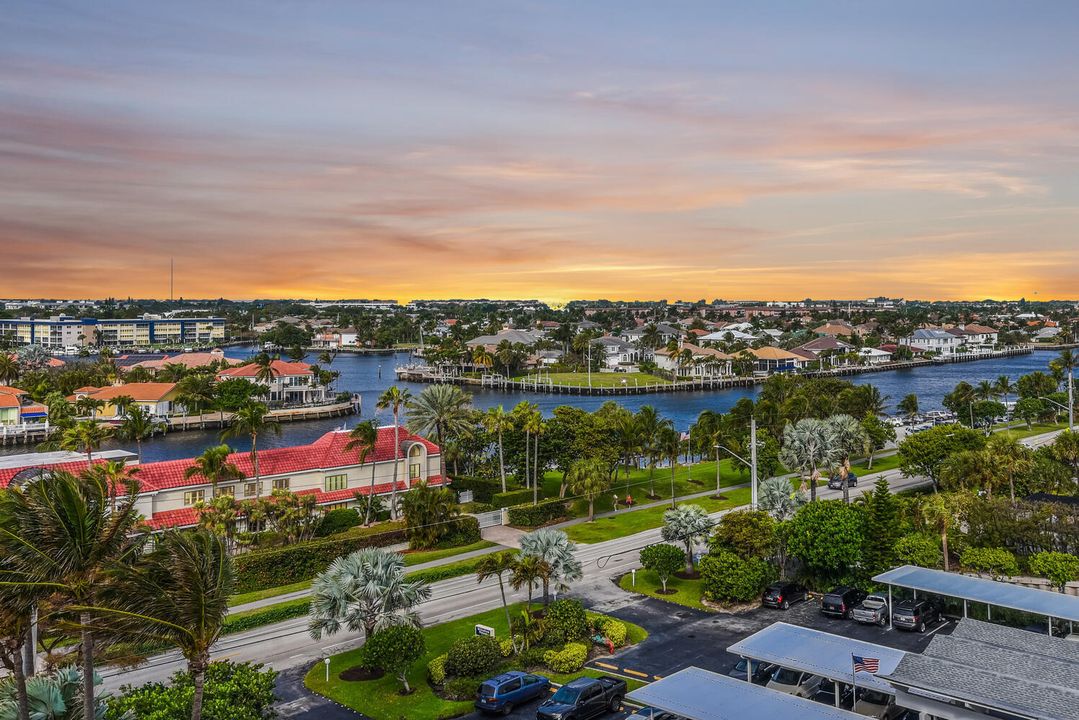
[
  {"x1": 476, "y1": 671, "x2": 551, "y2": 715},
  {"x1": 850, "y1": 595, "x2": 890, "y2": 626},
  {"x1": 762, "y1": 581, "x2": 808, "y2": 609},
  {"x1": 853, "y1": 689, "x2": 900, "y2": 719},
  {"x1": 891, "y1": 599, "x2": 940, "y2": 632},
  {"x1": 820, "y1": 587, "x2": 867, "y2": 619},
  {"x1": 766, "y1": 667, "x2": 822, "y2": 698},
  {"x1": 811, "y1": 678, "x2": 853, "y2": 708},
  {"x1": 625, "y1": 708, "x2": 681, "y2": 720},
  {"x1": 728, "y1": 658, "x2": 775, "y2": 684},
  {"x1": 827, "y1": 472, "x2": 858, "y2": 490},
  {"x1": 537, "y1": 676, "x2": 627, "y2": 720}
]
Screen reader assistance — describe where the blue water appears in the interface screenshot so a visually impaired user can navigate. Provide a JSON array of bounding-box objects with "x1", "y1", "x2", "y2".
[{"x1": 7, "y1": 347, "x2": 1057, "y2": 463}]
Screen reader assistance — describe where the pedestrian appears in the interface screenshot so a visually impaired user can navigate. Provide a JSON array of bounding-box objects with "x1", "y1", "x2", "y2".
[{"x1": 612, "y1": 493, "x2": 619, "y2": 512}]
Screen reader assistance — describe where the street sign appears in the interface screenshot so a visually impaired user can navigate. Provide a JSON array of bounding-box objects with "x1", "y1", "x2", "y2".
[{"x1": 475, "y1": 623, "x2": 495, "y2": 637}]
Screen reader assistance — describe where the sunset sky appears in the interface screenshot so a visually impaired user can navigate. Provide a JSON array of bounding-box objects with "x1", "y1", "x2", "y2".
[{"x1": 3, "y1": 1, "x2": 1079, "y2": 302}]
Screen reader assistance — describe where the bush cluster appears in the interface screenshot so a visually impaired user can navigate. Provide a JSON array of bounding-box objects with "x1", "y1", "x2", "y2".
[
  {"x1": 435, "y1": 516, "x2": 482, "y2": 548},
  {"x1": 507, "y1": 499, "x2": 568, "y2": 527},
  {"x1": 427, "y1": 654, "x2": 448, "y2": 685},
  {"x1": 448, "y1": 476, "x2": 504, "y2": 503},
  {"x1": 700, "y1": 550, "x2": 778, "y2": 603},
  {"x1": 543, "y1": 598, "x2": 589, "y2": 644},
  {"x1": 597, "y1": 619, "x2": 627, "y2": 647},
  {"x1": 105, "y1": 661, "x2": 276, "y2": 720},
  {"x1": 894, "y1": 533, "x2": 942, "y2": 568},
  {"x1": 543, "y1": 643, "x2": 588, "y2": 673},
  {"x1": 960, "y1": 546, "x2": 1020, "y2": 578},
  {"x1": 444, "y1": 635, "x2": 501, "y2": 678},
  {"x1": 443, "y1": 677, "x2": 481, "y2": 701},
  {"x1": 314, "y1": 508, "x2": 362, "y2": 537},
  {"x1": 499, "y1": 638, "x2": 515, "y2": 657},
  {"x1": 492, "y1": 488, "x2": 539, "y2": 508},
  {"x1": 222, "y1": 600, "x2": 310, "y2": 635}
]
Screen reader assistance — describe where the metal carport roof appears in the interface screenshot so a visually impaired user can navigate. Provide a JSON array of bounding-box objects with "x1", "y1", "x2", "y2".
[
  {"x1": 874, "y1": 565, "x2": 1079, "y2": 623},
  {"x1": 725, "y1": 622, "x2": 906, "y2": 695},
  {"x1": 626, "y1": 667, "x2": 864, "y2": 720}
]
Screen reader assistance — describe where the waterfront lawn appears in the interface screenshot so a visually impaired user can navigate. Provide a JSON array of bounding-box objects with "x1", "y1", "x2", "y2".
[
  {"x1": 564, "y1": 487, "x2": 752, "y2": 544},
  {"x1": 618, "y1": 568, "x2": 710, "y2": 613},
  {"x1": 514, "y1": 371, "x2": 670, "y2": 388},
  {"x1": 304, "y1": 602, "x2": 648, "y2": 720}
]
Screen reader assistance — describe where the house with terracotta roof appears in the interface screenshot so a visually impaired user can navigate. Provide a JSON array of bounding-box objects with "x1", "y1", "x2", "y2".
[
  {"x1": 0, "y1": 427, "x2": 443, "y2": 531},
  {"x1": 0, "y1": 385, "x2": 49, "y2": 426},
  {"x1": 812, "y1": 321, "x2": 855, "y2": 337},
  {"x1": 945, "y1": 323, "x2": 999, "y2": 349},
  {"x1": 127, "y1": 348, "x2": 239, "y2": 373},
  {"x1": 654, "y1": 343, "x2": 732, "y2": 378},
  {"x1": 70, "y1": 382, "x2": 183, "y2": 419},
  {"x1": 217, "y1": 360, "x2": 329, "y2": 405},
  {"x1": 740, "y1": 346, "x2": 811, "y2": 373}
]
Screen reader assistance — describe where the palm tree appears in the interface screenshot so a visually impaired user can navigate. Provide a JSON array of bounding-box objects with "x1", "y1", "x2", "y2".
[
  {"x1": 986, "y1": 434, "x2": 1034, "y2": 503},
  {"x1": 940, "y1": 449, "x2": 1003, "y2": 499},
  {"x1": 482, "y1": 405, "x2": 514, "y2": 493},
  {"x1": 220, "y1": 401, "x2": 279, "y2": 500},
  {"x1": 658, "y1": 425, "x2": 682, "y2": 508},
  {"x1": 897, "y1": 393, "x2": 920, "y2": 420},
  {"x1": 97, "y1": 530, "x2": 232, "y2": 720},
  {"x1": 252, "y1": 354, "x2": 277, "y2": 386},
  {"x1": 0, "y1": 354, "x2": 18, "y2": 385},
  {"x1": 975, "y1": 380, "x2": 997, "y2": 402},
  {"x1": 308, "y1": 548, "x2": 432, "y2": 641},
  {"x1": 636, "y1": 406, "x2": 669, "y2": 498},
  {"x1": 176, "y1": 374, "x2": 216, "y2": 429},
  {"x1": 519, "y1": 528, "x2": 582, "y2": 606},
  {"x1": 1052, "y1": 349, "x2": 1076, "y2": 429},
  {"x1": 376, "y1": 386, "x2": 412, "y2": 520},
  {"x1": 994, "y1": 375, "x2": 1015, "y2": 408},
  {"x1": 110, "y1": 394, "x2": 136, "y2": 419},
  {"x1": 0, "y1": 554, "x2": 47, "y2": 720},
  {"x1": 566, "y1": 458, "x2": 610, "y2": 522},
  {"x1": 614, "y1": 411, "x2": 642, "y2": 488},
  {"x1": 0, "y1": 470, "x2": 145, "y2": 720},
  {"x1": 475, "y1": 551, "x2": 521, "y2": 649},
  {"x1": 509, "y1": 554, "x2": 546, "y2": 613},
  {"x1": 185, "y1": 444, "x2": 243, "y2": 498},
  {"x1": 529, "y1": 409, "x2": 544, "y2": 504},
  {"x1": 780, "y1": 418, "x2": 840, "y2": 502},
  {"x1": 407, "y1": 384, "x2": 473, "y2": 482},
  {"x1": 58, "y1": 419, "x2": 113, "y2": 464},
  {"x1": 116, "y1": 405, "x2": 165, "y2": 463},
  {"x1": 919, "y1": 493, "x2": 956, "y2": 571},
  {"x1": 825, "y1": 414, "x2": 869, "y2": 504},
  {"x1": 75, "y1": 397, "x2": 105, "y2": 421},
  {"x1": 758, "y1": 476, "x2": 799, "y2": 520},
  {"x1": 345, "y1": 420, "x2": 380, "y2": 525},
  {"x1": 640, "y1": 324, "x2": 662, "y2": 351},
  {"x1": 661, "y1": 504, "x2": 716, "y2": 575},
  {"x1": 159, "y1": 362, "x2": 190, "y2": 383}
]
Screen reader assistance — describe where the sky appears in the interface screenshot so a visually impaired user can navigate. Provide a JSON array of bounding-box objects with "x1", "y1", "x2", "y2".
[{"x1": 2, "y1": 1, "x2": 1079, "y2": 303}]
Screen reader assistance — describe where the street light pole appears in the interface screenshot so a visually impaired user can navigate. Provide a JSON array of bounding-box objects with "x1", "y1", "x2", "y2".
[{"x1": 750, "y1": 417, "x2": 758, "y2": 510}]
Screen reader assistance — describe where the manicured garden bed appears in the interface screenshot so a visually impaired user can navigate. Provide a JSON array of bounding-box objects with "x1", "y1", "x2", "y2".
[
  {"x1": 564, "y1": 488, "x2": 751, "y2": 544},
  {"x1": 617, "y1": 568, "x2": 711, "y2": 613}
]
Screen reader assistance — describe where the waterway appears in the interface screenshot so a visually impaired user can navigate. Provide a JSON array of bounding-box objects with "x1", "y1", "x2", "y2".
[{"x1": 4, "y1": 346, "x2": 1058, "y2": 463}]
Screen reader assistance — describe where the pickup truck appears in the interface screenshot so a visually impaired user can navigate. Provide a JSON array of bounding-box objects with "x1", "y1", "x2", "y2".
[
  {"x1": 537, "y1": 676, "x2": 627, "y2": 720},
  {"x1": 850, "y1": 595, "x2": 890, "y2": 626}
]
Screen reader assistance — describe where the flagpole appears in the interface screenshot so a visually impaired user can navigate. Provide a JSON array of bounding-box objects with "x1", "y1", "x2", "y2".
[{"x1": 851, "y1": 653, "x2": 857, "y2": 704}]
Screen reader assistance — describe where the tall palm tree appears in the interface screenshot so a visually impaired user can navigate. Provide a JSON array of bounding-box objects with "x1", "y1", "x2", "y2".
[
  {"x1": 614, "y1": 411, "x2": 642, "y2": 492},
  {"x1": 509, "y1": 554, "x2": 546, "y2": 613},
  {"x1": 994, "y1": 375, "x2": 1015, "y2": 408},
  {"x1": 185, "y1": 444, "x2": 243, "y2": 498},
  {"x1": 252, "y1": 354, "x2": 277, "y2": 386},
  {"x1": 110, "y1": 394, "x2": 136, "y2": 419},
  {"x1": 475, "y1": 551, "x2": 520, "y2": 649},
  {"x1": 528, "y1": 409, "x2": 543, "y2": 504},
  {"x1": 376, "y1": 386, "x2": 412, "y2": 519},
  {"x1": 986, "y1": 434, "x2": 1034, "y2": 503},
  {"x1": 345, "y1": 420, "x2": 380, "y2": 525},
  {"x1": 0, "y1": 554, "x2": 48, "y2": 720},
  {"x1": 940, "y1": 449, "x2": 1003, "y2": 499},
  {"x1": 0, "y1": 470, "x2": 145, "y2": 720},
  {"x1": 220, "y1": 401, "x2": 279, "y2": 500},
  {"x1": 519, "y1": 528, "x2": 582, "y2": 607},
  {"x1": 512, "y1": 402, "x2": 539, "y2": 490},
  {"x1": 658, "y1": 425, "x2": 682, "y2": 508},
  {"x1": 176, "y1": 374, "x2": 216, "y2": 429},
  {"x1": 1053, "y1": 349, "x2": 1076, "y2": 429},
  {"x1": 918, "y1": 493, "x2": 956, "y2": 571},
  {"x1": 636, "y1": 406, "x2": 669, "y2": 498},
  {"x1": 482, "y1": 405, "x2": 513, "y2": 493},
  {"x1": 566, "y1": 458, "x2": 610, "y2": 522},
  {"x1": 780, "y1": 418, "x2": 840, "y2": 502},
  {"x1": 58, "y1": 419, "x2": 113, "y2": 464},
  {"x1": 407, "y1": 384, "x2": 473, "y2": 482},
  {"x1": 975, "y1": 380, "x2": 997, "y2": 402},
  {"x1": 116, "y1": 405, "x2": 165, "y2": 463},
  {"x1": 97, "y1": 530, "x2": 232, "y2": 720},
  {"x1": 0, "y1": 354, "x2": 18, "y2": 385},
  {"x1": 825, "y1": 414, "x2": 870, "y2": 504},
  {"x1": 75, "y1": 397, "x2": 105, "y2": 421}
]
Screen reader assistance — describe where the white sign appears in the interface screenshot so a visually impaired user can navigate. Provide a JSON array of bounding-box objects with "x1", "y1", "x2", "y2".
[
  {"x1": 458, "y1": 490, "x2": 474, "y2": 504},
  {"x1": 475, "y1": 623, "x2": 496, "y2": 637}
]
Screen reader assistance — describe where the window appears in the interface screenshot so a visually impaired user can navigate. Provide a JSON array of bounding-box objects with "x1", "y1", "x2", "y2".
[
  {"x1": 272, "y1": 478, "x2": 290, "y2": 491},
  {"x1": 325, "y1": 474, "x2": 347, "y2": 492},
  {"x1": 244, "y1": 481, "x2": 262, "y2": 497},
  {"x1": 409, "y1": 463, "x2": 422, "y2": 479},
  {"x1": 216, "y1": 485, "x2": 235, "y2": 498},
  {"x1": 183, "y1": 490, "x2": 205, "y2": 505}
]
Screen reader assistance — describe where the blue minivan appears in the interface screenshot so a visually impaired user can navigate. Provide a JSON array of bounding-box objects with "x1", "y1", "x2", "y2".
[{"x1": 475, "y1": 671, "x2": 551, "y2": 714}]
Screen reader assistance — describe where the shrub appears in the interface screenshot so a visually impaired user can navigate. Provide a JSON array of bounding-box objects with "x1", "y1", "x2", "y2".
[
  {"x1": 1029, "y1": 551, "x2": 1079, "y2": 591},
  {"x1": 960, "y1": 546, "x2": 1020, "y2": 579},
  {"x1": 598, "y1": 619, "x2": 627, "y2": 647},
  {"x1": 232, "y1": 523, "x2": 407, "y2": 594},
  {"x1": 700, "y1": 550, "x2": 778, "y2": 603},
  {"x1": 362, "y1": 625, "x2": 426, "y2": 692},
  {"x1": 444, "y1": 635, "x2": 501, "y2": 678},
  {"x1": 443, "y1": 676, "x2": 481, "y2": 701},
  {"x1": 543, "y1": 598, "x2": 589, "y2": 644},
  {"x1": 427, "y1": 654, "x2": 448, "y2": 685},
  {"x1": 516, "y1": 646, "x2": 547, "y2": 669},
  {"x1": 436, "y1": 516, "x2": 482, "y2": 549},
  {"x1": 106, "y1": 661, "x2": 276, "y2": 720},
  {"x1": 449, "y1": 476, "x2": 504, "y2": 503},
  {"x1": 222, "y1": 599, "x2": 310, "y2": 635},
  {"x1": 499, "y1": 638, "x2": 515, "y2": 657},
  {"x1": 894, "y1": 533, "x2": 942, "y2": 569},
  {"x1": 492, "y1": 488, "x2": 538, "y2": 508},
  {"x1": 507, "y1": 499, "x2": 567, "y2": 527},
  {"x1": 543, "y1": 643, "x2": 588, "y2": 673},
  {"x1": 315, "y1": 508, "x2": 361, "y2": 537},
  {"x1": 460, "y1": 502, "x2": 495, "y2": 514},
  {"x1": 639, "y1": 544, "x2": 685, "y2": 593}
]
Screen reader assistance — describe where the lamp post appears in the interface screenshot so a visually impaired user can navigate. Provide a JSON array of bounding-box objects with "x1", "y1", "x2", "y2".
[
  {"x1": 1039, "y1": 396, "x2": 1074, "y2": 433},
  {"x1": 715, "y1": 417, "x2": 759, "y2": 509}
]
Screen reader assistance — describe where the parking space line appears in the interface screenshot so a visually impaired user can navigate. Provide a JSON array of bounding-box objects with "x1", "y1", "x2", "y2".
[
  {"x1": 593, "y1": 661, "x2": 619, "y2": 670},
  {"x1": 652, "y1": 675, "x2": 663, "y2": 681},
  {"x1": 623, "y1": 668, "x2": 650, "y2": 678}
]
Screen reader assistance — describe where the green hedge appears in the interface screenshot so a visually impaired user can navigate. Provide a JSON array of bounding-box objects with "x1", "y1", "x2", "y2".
[
  {"x1": 233, "y1": 525, "x2": 408, "y2": 594},
  {"x1": 223, "y1": 599, "x2": 311, "y2": 635},
  {"x1": 507, "y1": 499, "x2": 567, "y2": 527},
  {"x1": 448, "y1": 476, "x2": 504, "y2": 503},
  {"x1": 492, "y1": 488, "x2": 539, "y2": 508}
]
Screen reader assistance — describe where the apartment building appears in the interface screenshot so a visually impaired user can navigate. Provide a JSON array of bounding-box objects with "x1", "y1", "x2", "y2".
[{"x1": 0, "y1": 316, "x2": 226, "y2": 348}]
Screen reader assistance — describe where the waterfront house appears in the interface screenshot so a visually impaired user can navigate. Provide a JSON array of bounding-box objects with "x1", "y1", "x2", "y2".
[
  {"x1": 793, "y1": 336, "x2": 854, "y2": 357},
  {"x1": 621, "y1": 322, "x2": 681, "y2": 346},
  {"x1": 0, "y1": 386, "x2": 49, "y2": 426},
  {"x1": 945, "y1": 323, "x2": 999, "y2": 349},
  {"x1": 812, "y1": 321, "x2": 855, "y2": 337},
  {"x1": 654, "y1": 343, "x2": 733, "y2": 378},
  {"x1": 699, "y1": 327, "x2": 758, "y2": 343},
  {"x1": 858, "y1": 347, "x2": 894, "y2": 365},
  {"x1": 217, "y1": 359, "x2": 329, "y2": 405},
  {"x1": 70, "y1": 382, "x2": 184, "y2": 419},
  {"x1": 593, "y1": 336, "x2": 647, "y2": 369},
  {"x1": 741, "y1": 346, "x2": 811, "y2": 373},
  {"x1": 0, "y1": 427, "x2": 443, "y2": 531},
  {"x1": 465, "y1": 327, "x2": 545, "y2": 352},
  {"x1": 907, "y1": 328, "x2": 963, "y2": 356},
  {"x1": 127, "y1": 348, "x2": 239, "y2": 373}
]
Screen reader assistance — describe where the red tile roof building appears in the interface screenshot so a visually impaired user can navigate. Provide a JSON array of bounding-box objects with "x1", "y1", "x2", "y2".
[{"x1": 217, "y1": 360, "x2": 329, "y2": 405}]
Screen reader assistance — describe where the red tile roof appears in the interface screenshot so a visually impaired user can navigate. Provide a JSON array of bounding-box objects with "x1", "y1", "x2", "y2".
[
  {"x1": 85, "y1": 383, "x2": 178, "y2": 402},
  {"x1": 217, "y1": 360, "x2": 313, "y2": 379},
  {"x1": 0, "y1": 459, "x2": 102, "y2": 488}
]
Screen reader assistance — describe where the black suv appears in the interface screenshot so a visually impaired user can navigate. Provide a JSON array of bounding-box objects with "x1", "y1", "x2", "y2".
[
  {"x1": 827, "y1": 472, "x2": 858, "y2": 490},
  {"x1": 891, "y1": 599, "x2": 940, "y2": 632},
  {"x1": 820, "y1": 587, "x2": 867, "y2": 619},
  {"x1": 762, "y1": 581, "x2": 808, "y2": 609}
]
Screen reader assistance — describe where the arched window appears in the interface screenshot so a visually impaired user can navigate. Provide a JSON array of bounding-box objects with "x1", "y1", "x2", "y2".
[{"x1": 407, "y1": 443, "x2": 426, "y2": 480}]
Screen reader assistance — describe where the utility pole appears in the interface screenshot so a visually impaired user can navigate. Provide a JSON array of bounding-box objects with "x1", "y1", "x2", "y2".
[
  {"x1": 170, "y1": 257, "x2": 174, "y2": 302},
  {"x1": 1069, "y1": 364, "x2": 1075, "y2": 432},
  {"x1": 750, "y1": 416, "x2": 758, "y2": 510}
]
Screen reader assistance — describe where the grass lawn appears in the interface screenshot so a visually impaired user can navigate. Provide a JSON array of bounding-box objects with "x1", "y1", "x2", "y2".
[
  {"x1": 618, "y1": 569, "x2": 711, "y2": 613},
  {"x1": 403, "y1": 540, "x2": 496, "y2": 566},
  {"x1": 995, "y1": 422, "x2": 1067, "y2": 441},
  {"x1": 514, "y1": 371, "x2": 670, "y2": 388},
  {"x1": 304, "y1": 602, "x2": 648, "y2": 720},
  {"x1": 850, "y1": 452, "x2": 902, "y2": 475},
  {"x1": 230, "y1": 580, "x2": 312, "y2": 607},
  {"x1": 565, "y1": 487, "x2": 751, "y2": 544}
]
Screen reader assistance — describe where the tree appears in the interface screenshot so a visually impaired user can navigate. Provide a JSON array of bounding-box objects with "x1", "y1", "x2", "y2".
[
  {"x1": 0, "y1": 668, "x2": 106, "y2": 720},
  {"x1": 399, "y1": 480, "x2": 459, "y2": 549},
  {"x1": 519, "y1": 529, "x2": 582, "y2": 606},
  {"x1": 0, "y1": 354, "x2": 18, "y2": 385},
  {"x1": 176, "y1": 374, "x2": 216, "y2": 428},
  {"x1": 826, "y1": 414, "x2": 869, "y2": 504},
  {"x1": 758, "y1": 476, "x2": 804, "y2": 520},
  {"x1": 1049, "y1": 430, "x2": 1079, "y2": 480},
  {"x1": 780, "y1": 418, "x2": 840, "y2": 501},
  {"x1": 860, "y1": 413, "x2": 896, "y2": 470},
  {"x1": 376, "y1": 386, "x2": 412, "y2": 520},
  {"x1": 185, "y1": 444, "x2": 243, "y2": 499},
  {"x1": 97, "y1": 530, "x2": 232, "y2": 720},
  {"x1": 509, "y1": 554, "x2": 547, "y2": 613},
  {"x1": 566, "y1": 458, "x2": 610, "y2": 522},
  {"x1": 897, "y1": 424, "x2": 985, "y2": 489},
  {"x1": 917, "y1": 493, "x2": 958, "y2": 571},
  {"x1": 57, "y1": 419, "x2": 114, "y2": 464},
  {"x1": 862, "y1": 477, "x2": 899, "y2": 577},
  {"x1": 308, "y1": 548, "x2": 432, "y2": 641},
  {"x1": 407, "y1": 384, "x2": 472, "y2": 482},
  {"x1": 1017, "y1": 371, "x2": 1057, "y2": 400},
  {"x1": 0, "y1": 470, "x2": 145, "y2": 720},
  {"x1": 897, "y1": 393, "x2": 919, "y2": 420},
  {"x1": 986, "y1": 434, "x2": 1034, "y2": 502},
  {"x1": 362, "y1": 625, "x2": 425, "y2": 693},
  {"x1": 0, "y1": 555, "x2": 47, "y2": 720},
  {"x1": 894, "y1": 533, "x2": 942, "y2": 568},
  {"x1": 699, "y1": 550, "x2": 777, "y2": 603},
  {"x1": 709, "y1": 509, "x2": 778, "y2": 559},
  {"x1": 994, "y1": 375, "x2": 1016, "y2": 407},
  {"x1": 116, "y1": 405, "x2": 165, "y2": 463},
  {"x1": 959, "y1": 546, "x2": 1019, "y2": 579},
  {"x1": 475, "y1": 551, "x2": 521, "y2": 651},
  {"x1": 220, "y1": 401, "x2": 279, "y2": 501},
  {"x1": 1013, "y1": 397, "x2": 1045, "y2": 429},
  {"x1": 344, "y1": 420, "x2": 380, "y2": 525},
  {"x1": 1029, "y1": 551, "x2": 1079, "y2": 592},
  {"x1": 784, "y1": 500, "x2": 865, "y2": 587},
  {"x1": 106, "y1": 661, "x2": 276, "y2": 720},
  {"x1": 660, "y1": 504, "x2": 715, "y2": 575},
  {"x1": 482, "y1": 406, "x2": 513, "y2": 494},
  {"x1": 639, "y1": 544, "x2": 685, "y2": 593},
  {"x1": 636, "y1": 406, "x2": 669, "y2": 498}
]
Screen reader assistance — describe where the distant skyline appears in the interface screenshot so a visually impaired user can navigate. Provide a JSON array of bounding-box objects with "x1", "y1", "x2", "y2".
[{"x1": 3, "y1": 1, "x2": 1079, "y2": 303}]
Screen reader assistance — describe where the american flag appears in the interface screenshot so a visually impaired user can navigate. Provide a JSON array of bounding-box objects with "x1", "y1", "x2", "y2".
[{"x1": 852, "y1": 655, "x2": 879, "y2": 674}]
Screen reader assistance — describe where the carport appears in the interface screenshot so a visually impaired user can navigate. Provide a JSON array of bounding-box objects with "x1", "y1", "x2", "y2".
[
  {"x1": 873, "y1": 565, "x2": 1079, "y2": 636},
  {"x1": 626, "y1": 666, "x2": 864, "y2": 720},
  {"x1": 725, "y1": 622, "x2": 906, "y2": 708}
]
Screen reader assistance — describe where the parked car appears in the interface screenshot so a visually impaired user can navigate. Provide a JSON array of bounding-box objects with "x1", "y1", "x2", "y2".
[
  {"x1": 766, "y1": 667, "x2": 822, "y2": 697},
  {"x1": 762, "y1": 581, "x2": 808, "y2": 609},
  {"x1": 476, "y1": 671, "x2": 551, "y2": 715},
  {"x1": 853, "y1": 688, "x2": 900, "y2": 719},
  {"x1": 851, "y1": 595, "x2": 890, "y2": 626},
  {"x1": 891, "y1": 599, "x2": 940, "y2": 632},
  {"x1": 537, "y1": 676, "x2": 626, "y2": 720},
  {"x1": 812, "y1": 678, "x2": 853, "y2": 708},
  {"x1": 828, "y1": 472, "x2": 858, "y2": 490},
  {"x1": 625, "y1": 708, "x2": 681, "y2": 720},
  {"x1": 728, "y1": 658, "x2": 776, "y2": 684},
  {"x1": 821, "y1": 587, "x2": 867, "y2": 619}
]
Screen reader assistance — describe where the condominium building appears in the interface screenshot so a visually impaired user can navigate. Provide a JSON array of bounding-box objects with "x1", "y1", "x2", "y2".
[{"x1": 0, "y1": 316, "x2": 226, "y2": 348}]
